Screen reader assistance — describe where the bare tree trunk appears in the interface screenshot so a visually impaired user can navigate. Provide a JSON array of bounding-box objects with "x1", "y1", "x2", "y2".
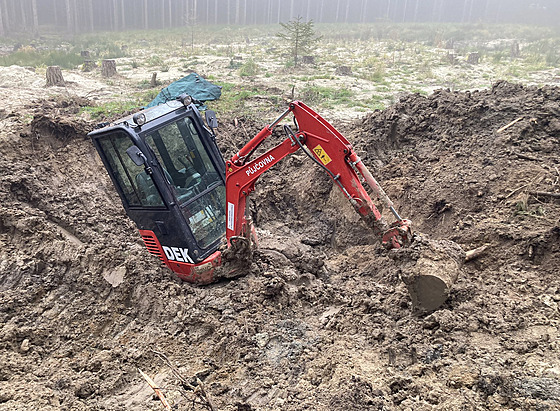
[
  {"x1": 73, "y1": 0, "x2": 78, "y2": 32},
  {"x1": 143, "y1": 0, "x2": 148, "y2": 29},
  {"x1": 114, "y1": 0, "x2": 120, "y2": 30},
  {"x1": 1, "y1": 0, "x2": 9, "y2": 34},
  {"x1": 345, "y1": 0, "x2": 350, "y2": 22},
  {"x1": 227, "y1": 0, "x2": 230, "y2": 24},
  {"x1": 235, "y1": 0, "x2": 240, "y2": 24},
  {"x1": 0, "y1": 2, "x2": 4, "y2": 37},
  {"x1": 6, "y1": 0, "x2": 15, "y2": 32},
  {"x1": 483, "y1": 0, "x2": 490, "y2": 22},
  {"x1": 205, "y1": 0, "x2": 208, "y2": 24},
  {"x1": 319, "y1": 0, "x2": 324, "y2": 22},
  {"x1": 290, "y1": 0, "x2": 294, "y2": 19},
  {"x1": 306, "y1": 0, "x2": 310, "y2": 21},
  {"x1": 386, "y1": 0, "x2": 392, "y2": 20},
  {"x1": 402, "y1": 0, "x2": 408, "y2": 22},
  {"x1": 65, "y1": 0, "x2": 73, "y2": 33},
  {"x1": 52, "y1": 0, "x2": 59, "y2": 27},
  {"x1": 30, "y1": 0, "x2": 39, "y2": 36},
  {"x1": 496, "y1": 0, "x2": 503, "y2": 23},
  {"x1": 19, "y1": 0, "x2": 27, "y2": 31},
  {"x1": 88, "y1": 0, "x2": 94, "y2": 31},
  {"x1": 161, "y1": 0, "x2": 165, "y2": 28},
  {"x1": 335, "y1": 0, "x2": 341, "y2": 22},
  {"x1": 121, "y1": 0, "x2": 125, "y2": 28},
  {"x1": 413, "y1": 0, "x2": 419, "y2": 22}
]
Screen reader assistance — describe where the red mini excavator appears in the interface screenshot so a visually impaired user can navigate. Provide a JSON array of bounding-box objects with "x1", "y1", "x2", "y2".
[{"x1": 89, "y1": 95, "x2": 412, "y2": 284}]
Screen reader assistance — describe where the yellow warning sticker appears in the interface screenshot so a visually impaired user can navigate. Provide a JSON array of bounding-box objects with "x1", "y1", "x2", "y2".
[{"x1": 313, "y1": 144, "x2": 332, "y2": 165}]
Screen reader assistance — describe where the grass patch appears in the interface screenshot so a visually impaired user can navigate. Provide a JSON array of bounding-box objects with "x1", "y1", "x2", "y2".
[
  {"x1": 299, "y1": 85, "x2": 354, "y2": 107},
  {"x1": 206, "y1": 82, "x2": 266, "y2": 115},
  {"x1": 523, "y1": 39, "x2": 560, "y2": 68},
  {"x1": 238, "y1": 59, "x2": 259, "y2": 77},
  {"x1": 359, "y1": 64, "x2": 386, "y2": 82},
  {"x1": 146, "y1": 55, "x2": 164, "y2": 67},
  {"x1": 81, "y1": 90, "x2": 159, "y2": 120},
  {"x1": 296, "y1": 74, "x2": 335, "y2": 81},
  {"x1": 0, "y1": 48, "x2": 83, "y2": 69}
]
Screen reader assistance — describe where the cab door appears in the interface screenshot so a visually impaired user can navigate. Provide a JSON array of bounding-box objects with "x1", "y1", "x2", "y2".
[
  {"x1": 94, "y1": 128, "x2": 201, "y2": 264},
  {"x1": 141, "y1": 115, "x2": 227, "y2": 254}
]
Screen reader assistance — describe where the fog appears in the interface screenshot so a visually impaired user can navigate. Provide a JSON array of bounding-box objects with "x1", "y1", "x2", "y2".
[{"x1": 0, "y1": 0, "x2": 558, "y2": 37}]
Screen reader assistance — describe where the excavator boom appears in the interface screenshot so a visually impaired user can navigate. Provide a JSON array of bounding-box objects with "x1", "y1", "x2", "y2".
[{"x1": 225, "y1": 101, "x2": 411, "y2": 257}]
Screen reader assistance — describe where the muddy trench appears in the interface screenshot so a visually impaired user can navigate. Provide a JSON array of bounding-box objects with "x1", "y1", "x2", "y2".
[{"x1": 1, "y1": 83, "x2": 559, "y2": 410}]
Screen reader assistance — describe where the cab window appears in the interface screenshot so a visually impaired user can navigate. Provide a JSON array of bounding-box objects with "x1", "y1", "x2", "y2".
[{"x1": 98, "y1": 131, "x2": 165, "y2": 207}]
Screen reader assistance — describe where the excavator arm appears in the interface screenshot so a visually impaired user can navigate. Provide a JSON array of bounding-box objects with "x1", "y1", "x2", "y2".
[{"x1": 224, "y1": 101, "x2": 412, "y2": 258}]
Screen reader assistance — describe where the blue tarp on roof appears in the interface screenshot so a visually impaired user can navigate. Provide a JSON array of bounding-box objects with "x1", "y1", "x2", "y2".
[{"x1": 146, "y1": 73, "x2": 222, "y2": 108}]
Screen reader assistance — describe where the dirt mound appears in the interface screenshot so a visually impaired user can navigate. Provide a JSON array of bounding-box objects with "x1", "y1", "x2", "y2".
[{"x1": 1, "y1": 83, "x2": 560, "y2": 410}]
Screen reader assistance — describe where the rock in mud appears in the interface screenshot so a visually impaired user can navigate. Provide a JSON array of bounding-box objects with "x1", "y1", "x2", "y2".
[{"x1": 391, "y1": 234, "x2": 465, "y2": 312}]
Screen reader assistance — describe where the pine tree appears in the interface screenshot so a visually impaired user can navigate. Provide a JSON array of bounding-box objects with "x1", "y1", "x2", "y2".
[{"x1": 277, "y1": 16, "x2": 321, "y2": 67}]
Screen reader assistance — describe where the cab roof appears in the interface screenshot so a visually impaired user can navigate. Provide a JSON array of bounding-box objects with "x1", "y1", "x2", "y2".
[{"x1": 91, "y1": 100, "x2": 186, "y2": 134}]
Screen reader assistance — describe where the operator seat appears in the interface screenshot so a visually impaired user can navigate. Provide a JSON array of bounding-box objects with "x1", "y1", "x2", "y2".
[
  {"x1": 136, "y1": 168, "x2": 199, "y2": 205},
  {"x1": 180, "y1": 161, "x2": 201, "y2": 189}
]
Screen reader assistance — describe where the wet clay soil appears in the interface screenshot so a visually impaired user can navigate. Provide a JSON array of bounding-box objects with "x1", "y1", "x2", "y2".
[{"x1": 1, "y1": 81, "x2": 559, "y2": 410}]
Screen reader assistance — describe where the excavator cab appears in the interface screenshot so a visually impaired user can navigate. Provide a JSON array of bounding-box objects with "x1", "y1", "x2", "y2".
[{"x1": 89, "y1": 99, "x2": 226, "y2": 273}]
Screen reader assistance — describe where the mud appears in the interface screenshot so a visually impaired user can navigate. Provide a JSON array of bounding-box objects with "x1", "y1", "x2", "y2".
[{"x1": 1, "y1": 81, "x2": 559, "y2": 410}]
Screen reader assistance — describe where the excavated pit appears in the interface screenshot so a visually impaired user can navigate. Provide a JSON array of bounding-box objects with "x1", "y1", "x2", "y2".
[{"x1": 1, "y1": 82, "x2": 560, "y2": 410}]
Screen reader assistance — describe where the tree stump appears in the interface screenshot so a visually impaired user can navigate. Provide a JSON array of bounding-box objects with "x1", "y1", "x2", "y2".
[
  {"x1": 82, "y1": 60, "x2": 96, "y2": 72},
  {"x1": 46, "y1": 66, "x2": 65, "y2": 86},
  {"x1": 445, "y1": 52, "x2": 457, "y2": 65},
  {"x1": 511, "y1": 41, "x2": 520, "y2": 58},
  {"x1": 467, "y1": 52, "x2": 480, "y2": 64},
  {"x1": 80, "y1": 50, "x2": 90, "y2": 58},
  {"x1": 101, "y1": 59, "x2": 117, "y2": 77},
  {"x1": 150, "y1": 72, "x2": 158, "y2": 87},
  {"x1": 391, "y1": 235, "x2": 465, "y2": 313},
  {"x1": 335, "y1": 66, "x2": 352, "y2": 76},
  {"x1": 302, "y1": 55, "x2": 315, "y2": 64}
]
